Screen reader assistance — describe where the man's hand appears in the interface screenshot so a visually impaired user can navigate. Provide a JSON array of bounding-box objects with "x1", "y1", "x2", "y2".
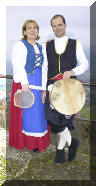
[
  {"x1": 42, "y1": 90, "x2": 46, "y2": 104},
  {"x1": 22, "y1": 84, "x2": 30, "y2": 92},
  {"x1": 63, "y1": 70, "x2": 75, "y2": 79}
]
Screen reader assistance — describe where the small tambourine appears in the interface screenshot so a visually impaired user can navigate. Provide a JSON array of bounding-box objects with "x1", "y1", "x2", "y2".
[
  {"x1": 49, "y1": 79, "x2": 86, "y2": 115},
  {"x1": 14, "y1": 89, "x2": 35, "y2": 108}
]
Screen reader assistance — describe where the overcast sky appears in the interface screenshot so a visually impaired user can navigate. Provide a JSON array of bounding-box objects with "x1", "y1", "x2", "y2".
[
  {"x1": 0, "y1": 0, "x2": 95, "y2": 77},
  {"x1": 6, "y1": 6, "x2": 90, "y2": 77}
]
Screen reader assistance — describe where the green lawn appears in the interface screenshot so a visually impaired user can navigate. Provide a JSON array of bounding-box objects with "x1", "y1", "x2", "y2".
[
  {"x1": 0, "y1": 156, "x2": 6, "y2": 185},
  {"x1": 80, "y1": 106, "x2": 90, "y2": 119}
]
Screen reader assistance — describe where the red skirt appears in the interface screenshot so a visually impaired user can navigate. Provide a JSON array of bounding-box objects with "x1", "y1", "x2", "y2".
[{"x1": 9, "y1": 81, "x2": 50, "y2": 152}]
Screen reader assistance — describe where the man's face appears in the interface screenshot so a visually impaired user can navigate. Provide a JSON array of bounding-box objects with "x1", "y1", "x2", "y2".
[{"x1": 51, "y1": 16, "x2": 66, "y2": 38}]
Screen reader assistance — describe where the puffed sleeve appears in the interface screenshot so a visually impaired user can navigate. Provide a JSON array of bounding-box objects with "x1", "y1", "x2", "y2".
[
  {"x1": 72, "y1": 40, "x2": 89, "y2": 75},
  {"x1": 11, "y1": 40, "x2": 29, "y2": 85}
]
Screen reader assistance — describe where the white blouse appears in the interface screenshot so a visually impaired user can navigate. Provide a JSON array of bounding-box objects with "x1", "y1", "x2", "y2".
[
  {"x1": 42, "y1": 35, "x2": 89, "y2": 90},
  {"x1": 11, "y1": 41, "x2": 40, "y2": 85}
]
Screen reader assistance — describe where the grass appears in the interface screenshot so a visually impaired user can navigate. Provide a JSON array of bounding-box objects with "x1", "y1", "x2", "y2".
[
  {"x1": 0, "y1": 156, "x2": 6, "y2": 185},
  {"x1": 80, "y1": 106, "x2": 90, "y2": 119},
  {"x1": 80, "y1": 104, "x2": 96, "y2": 120}
]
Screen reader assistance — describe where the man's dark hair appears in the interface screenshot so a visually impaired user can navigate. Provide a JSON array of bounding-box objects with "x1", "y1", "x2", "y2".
[{"x1": 51, "y1": 14, "x2": 66, "y2": 26}]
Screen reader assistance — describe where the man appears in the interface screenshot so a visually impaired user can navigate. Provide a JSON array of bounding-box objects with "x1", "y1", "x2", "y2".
[{"x1": 42, "y1": 15, "x2": 89, "y2": 164}]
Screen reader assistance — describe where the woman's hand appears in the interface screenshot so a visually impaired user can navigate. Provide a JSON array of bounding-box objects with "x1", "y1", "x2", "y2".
[
  {"x1": 42, "y1": 90, "x2": 46, "y2": 104},
  {"x1": 63, "y1": 70, "x2": 75, "y2": 79},
  {"x1": 22, "y1": 84, "x2": 30, "y2": 92}
]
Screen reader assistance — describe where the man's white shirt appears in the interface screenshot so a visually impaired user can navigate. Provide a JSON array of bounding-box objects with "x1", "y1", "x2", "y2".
[{"x1": 42, "y1": 35, "x2": 89, "y2": 90}]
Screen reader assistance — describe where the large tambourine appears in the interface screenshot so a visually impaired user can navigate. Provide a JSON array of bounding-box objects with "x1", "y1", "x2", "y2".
[
  {"x1": 49, "y1": 79, "x2": 86, "y2": 115},
  {"x1": 14, "y1": 89, "x2": 35, "y2": 108}
]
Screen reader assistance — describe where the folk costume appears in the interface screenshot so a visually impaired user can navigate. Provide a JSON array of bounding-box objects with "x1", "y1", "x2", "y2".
[
  {"x1": 9, "y1": 40, "x2": 50, "y2": 152},
  {"x1": 42, "y1": 35, "x2": 88, "y2": 163}
]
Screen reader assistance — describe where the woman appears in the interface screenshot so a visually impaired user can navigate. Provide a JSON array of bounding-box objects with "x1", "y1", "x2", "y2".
[{"x1": 9, "y1": 20, "x2": 50, "y2": 152}]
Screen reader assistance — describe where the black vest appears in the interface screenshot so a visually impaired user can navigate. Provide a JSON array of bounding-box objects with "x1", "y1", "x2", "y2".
[{"x1": 46, "y1": 39, "x2": 77, "y2": 80}]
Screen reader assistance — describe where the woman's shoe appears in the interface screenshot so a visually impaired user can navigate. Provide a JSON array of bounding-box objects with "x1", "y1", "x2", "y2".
[{"x1": 33, "y1": 148, "x2": 39, "y2": 153}]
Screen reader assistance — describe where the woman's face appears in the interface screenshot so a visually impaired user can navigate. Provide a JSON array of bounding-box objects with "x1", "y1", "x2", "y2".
[{"x1": 24, "y1": 22, "x2": 39, "y2": 41}]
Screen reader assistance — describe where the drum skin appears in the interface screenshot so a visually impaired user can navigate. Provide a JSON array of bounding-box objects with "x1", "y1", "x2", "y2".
[{"x1": 49, "y1": 79, "x2": 85, "y2": 115}]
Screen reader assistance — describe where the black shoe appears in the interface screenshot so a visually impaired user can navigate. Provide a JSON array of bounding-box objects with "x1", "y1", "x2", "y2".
[
  {"x1": 33, "y1": 148, "x2": 39, "y2": 153},
  {"x1": 55, "y1": 148, "x2": 65, "y2": 164},
  {"x1": 68, "y1": 138, "x2": 80, "y2": 162}
]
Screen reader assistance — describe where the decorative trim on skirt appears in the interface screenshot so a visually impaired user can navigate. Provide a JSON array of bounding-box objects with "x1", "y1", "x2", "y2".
[
  {"x1": 9, "y1": 80, "x2": 50, "y2": 152},
  {"x1": 22, "y1": 129, "x2": 48, "y2": 137}
]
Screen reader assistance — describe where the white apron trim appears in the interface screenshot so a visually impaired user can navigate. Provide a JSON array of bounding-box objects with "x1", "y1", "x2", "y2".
[{"x1": 22, "y1": 129, "x2": 48, "y2": 137}]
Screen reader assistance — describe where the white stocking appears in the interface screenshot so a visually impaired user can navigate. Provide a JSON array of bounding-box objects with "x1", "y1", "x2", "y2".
[{"x1": 57, "y1": 127, "x2": 72, "y2": 150}]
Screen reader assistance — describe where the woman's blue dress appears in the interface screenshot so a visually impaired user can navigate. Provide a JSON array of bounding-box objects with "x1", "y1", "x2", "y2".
[
  {"x1": 9, "y1": 40, "x2": 50, "y2": 152},
  {"x1": 22, "y1": 67, "x2": 47, "y2": 137}
]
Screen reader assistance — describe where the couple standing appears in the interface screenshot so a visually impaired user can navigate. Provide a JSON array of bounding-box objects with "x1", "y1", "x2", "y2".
[{"x1": 9, "y1": 15, "x2": 88, "y2": 164}]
